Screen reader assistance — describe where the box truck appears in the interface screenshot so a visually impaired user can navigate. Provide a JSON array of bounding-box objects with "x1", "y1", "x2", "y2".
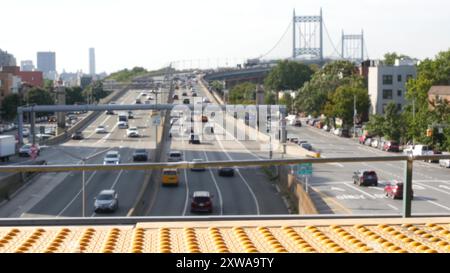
[{"x1": 0, "y1": 135, "x2": 16, "y2": 161}]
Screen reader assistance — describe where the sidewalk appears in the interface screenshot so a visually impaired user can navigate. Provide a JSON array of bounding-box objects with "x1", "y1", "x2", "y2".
[{"x1": 0, "y1": 172, "x2": 69, "y2": 218}]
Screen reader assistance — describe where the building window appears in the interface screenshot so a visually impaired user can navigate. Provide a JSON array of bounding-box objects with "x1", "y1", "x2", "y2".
[
  {"x1": 406, "y1": 74, "x2": 414, "y2": 81},
  {"x1": 382, "y1": 75, "x2": 393, "y2": 85},
  {"x1": 383, "y1": 89, "x2": 393, "y2": 100},
  {"x1": 397, "y1": 90, "x2": 402, "y2": 97},
  {"x1": 397, "y1": 75, "x2": 402, "y2": 82}
]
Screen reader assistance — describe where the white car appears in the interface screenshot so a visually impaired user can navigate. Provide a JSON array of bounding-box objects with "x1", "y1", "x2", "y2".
[
  {"x1": 202, "y1": 98, "x2": 210, "y2": 103},
  {"x1": 103, "y1": 151, "x2": 120, "y2": 165},
  {"x1": 439, "y1": 159, "x2": 450, "y2": 168},
  {"x1": 117, "y1": 121, "x2": 128, "y2": 129},
  {"x1": 95, "y1": 125, "x2": 107, "y2": 134},
  {"x1": 22, "y1": 128, "x2": 30, "y2": 137},
  {"x1": 126, "y1": 127, "x2": 139, "y2": 137}
]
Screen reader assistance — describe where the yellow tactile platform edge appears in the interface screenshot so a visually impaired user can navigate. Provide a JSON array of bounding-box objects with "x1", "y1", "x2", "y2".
[{"x1": 0, "y1": 218, "x2": 449, "y2": 253}]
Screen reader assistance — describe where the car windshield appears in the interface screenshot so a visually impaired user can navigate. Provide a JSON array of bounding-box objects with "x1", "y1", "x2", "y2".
[
  {"x1": 97, "y1": 194, "x2": 113, "y2": 201},
  {"x1": 135, "y1": 149, "x2": 146, "y2": 154},
  {"x1": 106, "y1": 154, "x2": 118, "y2": 158},
  {"x1": 170, "y1": 153, "x2": 181, "y2": 157},
  {"x1": 163, "y1": 170, "x2": 177, "y2": 176},
  {"x1": 364, "y1": 171, "x2": 376, "y2": 176}
]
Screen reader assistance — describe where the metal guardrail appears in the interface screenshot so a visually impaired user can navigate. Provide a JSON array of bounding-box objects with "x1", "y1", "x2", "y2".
[{"x1": 0, "y1": 154, "x2": 449, "y2": 221}]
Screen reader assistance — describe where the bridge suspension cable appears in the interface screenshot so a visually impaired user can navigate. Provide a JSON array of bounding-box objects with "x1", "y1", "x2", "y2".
[
  {"x1": 257, "y1": 20, "x2": 292, "y2": 59},
  {"x1": 322, "y1": 19, "x2": 342, "y2": 58}
]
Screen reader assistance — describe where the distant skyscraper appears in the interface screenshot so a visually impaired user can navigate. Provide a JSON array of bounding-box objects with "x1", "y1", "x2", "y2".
[
  {"x1": 21, "y1": 60, "x2": 35, "y2": 71},
  {"x1": 89, "y1": 48, "x2": 96, "y2": 76},
  {"x1": 37, "y1": 51, "x2": 56, "y2": 74}
]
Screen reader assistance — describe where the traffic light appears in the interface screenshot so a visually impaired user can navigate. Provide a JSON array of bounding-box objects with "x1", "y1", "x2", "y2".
[{"x1": 426, "y1": 129, "x2": 433, "y2": 137}]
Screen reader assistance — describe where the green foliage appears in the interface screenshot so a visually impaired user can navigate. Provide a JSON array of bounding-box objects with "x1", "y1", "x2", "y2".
[
  {"x1": 228, "y1": 82, "x2": 256, "y2": 104},
  {"x1": 211, "y1": 81, "x2": 224, "y2": 93},
  {"x1": 264, "y1": 91, "x2": 277, "y2": 105},
  {"x1": 366, "y1": 102, "x2": 405, "y2": 142},
  {"x1": 403, "y1": 49, "x2": 450, "y2": 150},
  {"x1": 44, "y1": 79, "x2": 54, "y2": 90},
  {"x1": 279, "y1": 92, "x2": 294, "y2": 113},
  {"x1": 107, "y1": 67, "x2": 149, "y2": 82},
  {"x1": 65, "y1": 87, "x2": 85, "y2": 105},
  {"x1": 383, "y1": 52, "x2": 410, "y2": 65},
  {"x1": 295, "y1": 60, "x2": 363, "y2": 117},
  {"x1": 25, "y1": 87, "x2": 55, "y2": 106},
  {"x1": 1, "y1": 94, "x2": 23, "y2": 121},
  {"x1": 83, "y1": 81, "x2": 108, "y2": 102},
  {"x1": 264, "y1": 60, "x2": 313, "y2": 92},
  {"x1": 324, "y1": 85, "x2": 370, "y2": 127}
]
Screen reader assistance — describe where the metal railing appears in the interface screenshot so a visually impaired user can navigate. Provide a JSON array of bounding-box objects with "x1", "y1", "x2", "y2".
[{"x1": 0, "y1": 154, "x2": 449, "y2": 223}]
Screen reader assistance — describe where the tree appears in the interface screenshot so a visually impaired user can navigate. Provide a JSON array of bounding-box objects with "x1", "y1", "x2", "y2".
[
  {"x1": 210, "y1": 81, "x2": 224, "y2": 93},
  {"x1": 228, "y1": 82, "x2": 256, "y2": 104},
  {"x1": 323, "y1": 85, "x2": 370, "y2": 127},
  {"x1": 24, "y1": 87, "x2": 55, "y2": 106},
  {"x1": 295, "y1": 60, "x2": 361, "y2": 116},
  {"x1": 83, "y1": 81, "x2": 108, "y2": 102},
  {"x1": 279, "y1": 92, "x2": 294, "y2": 114},
  {"x1": 366, "y1": 102, "x2": 405, "y2": 142},
  {"x1": 264, "y1": 60, "x2": 313, "y2": 101},
  {"x1": 383, "y1": 52, "x2": 410, "y2": 65},
  {"x1": 264, "y1": 91, "x2": 277, "y2": 105},
  {"x1": 66, "y1": 87, "x2": 85, "y2": 105},
  {"x1": 1, "y1": 94, "x2": 23, "y2": 121}
]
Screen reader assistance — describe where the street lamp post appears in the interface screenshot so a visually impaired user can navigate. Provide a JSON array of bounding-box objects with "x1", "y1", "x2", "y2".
[{"x1": 353, "y1": 94, "x2": 357, "y2": 139}]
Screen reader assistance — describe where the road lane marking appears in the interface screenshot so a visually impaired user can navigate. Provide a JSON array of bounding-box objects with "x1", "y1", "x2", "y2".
[
  {"x1": 427, "y1": 200, "x2": 450, "y2": 211},
  {"x1": 416, "y1": 182, "x2": 450, "y2": 195},
  {"x1": 203, "y1": 151, "x2": 224, "y2": 215},
  {"x1": 57, "y1": 171, "x2": 97, "y2": 216},
  {"x1": 438, "y1": 185, "x2": 450, "y2": 191},
  {"x1": 343, "y1": 183, "x2": 376, "y2": 199},
  {"x1": 213, "y1": 131, "x2": 261, "y2": 215},
  {"x1": 387, "y1": 204, "x2": 399, "y2": 211},
  {"x1": 330, "y1": 187, "x2": 346, "y2": 192}
]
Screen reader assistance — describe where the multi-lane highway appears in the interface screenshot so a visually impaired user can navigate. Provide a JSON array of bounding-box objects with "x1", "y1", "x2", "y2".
[
  {"x1": 15, "y1": 88, "x2": 162, "y2": 217},
  {"x1": 147, "y1": 81, "x2": 289, "y2": 216},
  {"x1": 287, "y1": 123, "x2": 450, "y2": 215}
]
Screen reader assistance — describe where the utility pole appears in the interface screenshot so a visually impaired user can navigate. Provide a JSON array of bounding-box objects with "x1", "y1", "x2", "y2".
[{"x1": 353, "y1": 94, "x2": 357, "y2": 138}]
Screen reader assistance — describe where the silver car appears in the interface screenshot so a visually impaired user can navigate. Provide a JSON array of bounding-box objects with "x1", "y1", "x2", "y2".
[{"x1": 94, "y1": 190, "x2": 119, "y2": 213}]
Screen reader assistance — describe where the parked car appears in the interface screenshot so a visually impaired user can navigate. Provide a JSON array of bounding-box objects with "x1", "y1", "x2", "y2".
[
  {"x1": 94, "y1": 190, "x2": 119, "y2": 213},
  {"x1": 173, "y1": 94, "x2": 179, "y2": 100},
  {"x1": 183, "y1": 98, "x2": 190, "y2": 104},
  {"x1": 191, "y1": 158, "x2": 206, "y2": 172},
  {"x1": 322, "y1": 125, "x2": 330, "y2": 132},
  {"x1": 439, "y1": 153, "x2": 450, "y2": 168},
  {"x1": 364, "y1": 137, "x2": 373, "y2": 146},
  {"x1": 383, "y1": 141, "x2": 400, "y2": 152},
  {"x1": 300, "y1": 143, "x2": 313, "y2": 151},
  {"x1": 201, "y1": 116, "x2": 208, "y2": 123},
  {"x1": 182, "y1": 92, "x2": 188, "y2": 96},
  {"x1": 128, "y1": 111, "x2": 134, "y2": 119},
  {"x1": 71, "y1": 131, "x2": 84, "y2": 140},
  {"x1": 384, "y1": 181, "x2": 413, "y2": 200},
  {"x1": 359, "y1": 135, "x2": 372, "y2": 144},
  {"x1": 190, "y1": 191, "x2": 213, "y2": 213},
  {"x1": 22, "y1": 128, "x2": 30, "y2": 137},
  {"x1": 132, "y1": 149, "x2": 148, "y2": 162},
  {"x1": 103, "y1": 151, "x2": 120, "y2": 165},
  {"x1": 218, "y1": 167, "x2": 235, "y2": 177},
  {"x1": 353, "y1": 170, "x2": 378, "y2": 186},
  {"x1": 371, "y1": 139, "x2": 380, "y2": 149},
  {"x1": 95, "y1": 125, "x2": 107, "y2": 134},
  {"x1": 288, "y1": 137, "x2": 299, "y2": 144}
]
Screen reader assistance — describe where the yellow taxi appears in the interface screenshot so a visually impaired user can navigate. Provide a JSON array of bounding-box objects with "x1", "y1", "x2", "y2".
[{"x1": 162, "y1": 168, "x2": 179, "y2": 186}]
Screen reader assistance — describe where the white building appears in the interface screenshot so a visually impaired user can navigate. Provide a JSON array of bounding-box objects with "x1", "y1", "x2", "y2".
[
  {"x1": 89, "y1": 48, "x2": 96, "y2": 77},
  {"x1": 368, "y1": 59, "x2": 417, "y2": 115}
]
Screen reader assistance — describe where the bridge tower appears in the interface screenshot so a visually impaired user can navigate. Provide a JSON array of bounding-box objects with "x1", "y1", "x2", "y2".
[
  {"x1": 292, "y1": 8, "x2": 323, "y2": 62},
  {"x1": 341, "y1": 30, "x2": 365, "y2": 63}
]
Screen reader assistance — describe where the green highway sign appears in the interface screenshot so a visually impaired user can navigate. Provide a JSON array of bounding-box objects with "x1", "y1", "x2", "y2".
[{"x1": 297, "y1": 163, "x2": 313, "y2": 176}]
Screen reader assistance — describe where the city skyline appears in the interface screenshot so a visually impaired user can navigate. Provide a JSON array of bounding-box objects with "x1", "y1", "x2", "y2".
[{"x1": 1, "y1": 0, "x2": 450, "y2": 73}]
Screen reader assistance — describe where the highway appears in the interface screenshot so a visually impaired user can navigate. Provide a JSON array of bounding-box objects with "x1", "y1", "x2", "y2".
[
  {"x1": 147, "y1": 81, "x2": 289, "y2": 216},
  {"x1": 287, "y1": 123, "x2": 450, "y2": 215},
  {"x1": 18, "y1": 87, "x2": 162, "y2": 217}
]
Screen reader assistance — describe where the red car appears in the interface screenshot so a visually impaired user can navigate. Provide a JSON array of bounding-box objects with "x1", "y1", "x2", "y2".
[
  {"x1": 190, "y1": 191, "x2": 213, "y2": 213},
  {"x1": 384, "y1": 181, "x2": 414, "y2": 199},
  {"x1": 383, "y1": 141, "x2": 400, "y2": 152}
]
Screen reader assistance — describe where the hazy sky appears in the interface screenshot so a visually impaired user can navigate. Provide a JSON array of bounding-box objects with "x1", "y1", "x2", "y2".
[{"x1": 2, "y1": 0, "x2": 449, "y2": 73}]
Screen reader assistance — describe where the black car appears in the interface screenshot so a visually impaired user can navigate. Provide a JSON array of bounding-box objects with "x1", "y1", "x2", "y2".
[
  {"x1": 218, "y1": 167, "x2": 235, "y2": 177},
  {"x1": 353, "y1": 170, "x2": 378, "y2": 186},
  {"x1": 133, "y1": 149, "x2": 148, "y2": 162},
  {"x1": 128, "y1": 111, "x2": 134, "y2": 119},
  {"x1": 71, "y1": 131, "x2": 84, "y2": 140},
  {"x1": 173, "y1": 94, "x2": 179, "y2": 100},
  {"x1": 106, "y1": 110, "x2": 114, "y2": 115},
  {"x1": 183, "y1": 98, "x2": 190, "y2": 104}
]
